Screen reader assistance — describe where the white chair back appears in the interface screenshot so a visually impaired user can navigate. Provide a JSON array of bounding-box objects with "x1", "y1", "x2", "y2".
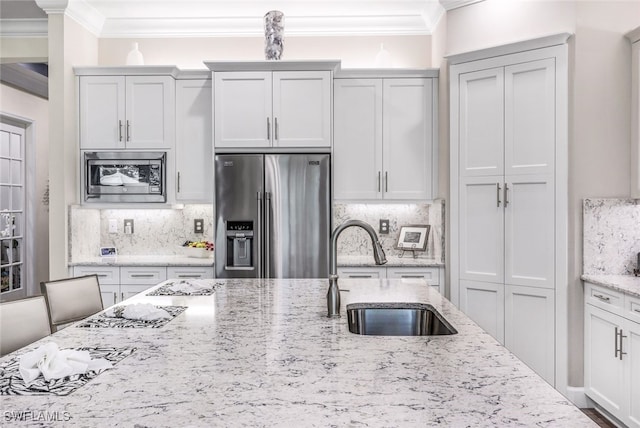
[
  {"x1": 40, "y1": 274, "x2": 103, "y2": 332},
  {"x1": 0, "y1": 295, "x2": 51, "y2": 356}
]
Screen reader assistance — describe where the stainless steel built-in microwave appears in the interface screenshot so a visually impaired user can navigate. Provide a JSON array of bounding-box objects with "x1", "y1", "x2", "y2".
[{"x1": 83, "y1": 151, "x2": 166, "y2": 203}]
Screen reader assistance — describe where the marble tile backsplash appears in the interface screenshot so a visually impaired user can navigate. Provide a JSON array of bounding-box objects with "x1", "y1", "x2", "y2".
[
  {"x1": 583, "y1": 198, "x2": 640, "y2": 275},
  {"x1": 333, "y1": 200, "x2": 444, "y2": 263},
  {"x1": 69, "y1": 205, "x2": 213, "y2": 260},
  {"x1": 70, "y1": 201, "x2": 445, "y2": 263}
]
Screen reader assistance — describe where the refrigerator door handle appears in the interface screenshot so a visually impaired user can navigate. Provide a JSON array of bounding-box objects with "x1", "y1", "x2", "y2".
[
  {"x1": 265, "y1": 192, "x2": 272, "y2": 278},
  {"x1": 256, "y1": 191, "x2": 264, "y2": 278}
]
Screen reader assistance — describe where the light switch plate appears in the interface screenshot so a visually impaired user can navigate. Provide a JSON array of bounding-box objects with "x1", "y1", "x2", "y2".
[
  {"x1": 379, "y1": 219, "x2": 389, "y2": 234},
  {"x1": 194, "y1": 219, "x2": 204, "y2": 234},
  {"x1": 108, "y1": 219, "x2": 118, "y2": 234}
]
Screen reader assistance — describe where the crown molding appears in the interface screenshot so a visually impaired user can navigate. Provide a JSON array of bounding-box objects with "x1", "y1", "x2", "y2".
[
  {"x1": 0, "y1": 19, "x2": 48, "y2": 37},
  {"x1": 438, "y1": 0, "x2": 484, "y2": 11},
  {"x1": 34, "y1": 0, "x2": 69, "y2": 14},
  {"x1": 65, "y1": 0, "x2": 105, "y2": 37}
]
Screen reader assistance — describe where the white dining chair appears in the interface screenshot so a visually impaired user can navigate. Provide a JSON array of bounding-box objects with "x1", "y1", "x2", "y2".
[
  {"x1": 40, "y1": 274, "x2": 104, "y2": 332},
  {"x1": 0, "y1": 295, "x2": 52, "y2": 357}
]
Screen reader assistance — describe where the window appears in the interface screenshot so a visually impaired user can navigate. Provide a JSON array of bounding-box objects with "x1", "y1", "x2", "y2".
[{"x1": 0, "y1": 123, "x2": 25, "y2": 298}]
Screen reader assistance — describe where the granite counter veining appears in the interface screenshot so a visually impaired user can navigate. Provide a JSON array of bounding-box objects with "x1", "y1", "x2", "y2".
[
  {"x1": 68, "y1": 255, "x2": 214, "y2": 267},
  {"x1": 0, "y1": 278, "x2": 594, "y2": 427},
  {"x1": 581, "y1": 274, "x2": 640, "y2": 297}
]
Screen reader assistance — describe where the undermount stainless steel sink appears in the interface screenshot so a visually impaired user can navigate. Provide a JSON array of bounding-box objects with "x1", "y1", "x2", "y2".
[{"x1": 346, "y1": 303, "x2": 458, "y2": 336}]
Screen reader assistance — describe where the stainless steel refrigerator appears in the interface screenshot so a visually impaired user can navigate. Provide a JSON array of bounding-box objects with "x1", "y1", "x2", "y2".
[{"x1": 215, "y1": 154, "x2": 330, "y2": 279}]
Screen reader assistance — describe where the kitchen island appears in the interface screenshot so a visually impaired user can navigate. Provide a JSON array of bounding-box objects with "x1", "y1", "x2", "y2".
[{"x1": 0, "y1": 278, "x2": 594, "y2": 427}]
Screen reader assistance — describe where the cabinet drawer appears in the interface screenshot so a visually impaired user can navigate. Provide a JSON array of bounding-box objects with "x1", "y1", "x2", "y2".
[
  {"x1": 337, "y1": 267, "x2": 385, "y2": 279},
  {"x1": 72, "y1": 266, "x2": 120, "y2": 285},
  {"x1": 386, "y1": 267, "x2": 440, "y2": 284},
  {"x1": 585, "y1": 282, "x2": 624, "y2": 315},
  {"x1": 167, "y1": 266, "x2": 214, "y2": 279},
  {"x1": 626, "y1": 293, "x2": 640, "y2": 324},
  {"x1": 120, "y1": 266, "x2": 167, "y2": 284}
]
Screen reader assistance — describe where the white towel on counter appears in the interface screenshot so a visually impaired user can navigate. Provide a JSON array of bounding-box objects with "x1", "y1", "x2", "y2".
[
  {"x1": 104, "y1": 303, "x2": 171, "y2": 321},
  {"x1": 168, "y1": 279, "x2": 213, "y2": 294},
  {"x1": 19, "y1": 342, "x2": 112, "y2": 386}
]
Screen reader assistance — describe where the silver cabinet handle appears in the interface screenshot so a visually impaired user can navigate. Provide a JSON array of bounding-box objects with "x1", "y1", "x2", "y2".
[
  {"x1": 97, "y1": 274, "x2": 108, "y2": 278},
  {"x1": 504, "y1": 183, "x2": 509, "y2": 207},
  {"x1": 177, "y1": 274, "x2": 201, "y2": 278},
  {"x1": 256, "y1": 191, "x2": 263, "y2": 278},
  {"x1": 177, "y1": 172, "x2": 181, "y2": 193},
  {"x1": 401, "y1": 275, "x2": 424, "y2": 278},
  {"x1": 349, "y1": 275, "x2": 373, "y2": 278},
  {"x1": 126, "y1": 120, "x2": 131, "y2": 142},
  {"x1": 615, "y1": 327, "x2": 627, "y2": 360},
  {"x1": 497, "y1": 183, "x2": 501, "y2": 207},
  {"x1": 275, "y1": 117, "x2": 279, "y2": 141},
  {"x1": 385, "y1": 171, "x2": 388, "y2": 193},
  {"x1": 121, "y1": 292, "x2": 125, "y2": 302},
  {"x1": 118, "y1": 120, "x2": 123, "y2": 141},
  {"x1": 130, "y1": 274, "x2": 154, "y2": 278},
  {"x1": 634, "y1": 308, "x2": 640, "y2": 313},
  {"x1": 378, "y1": 172, "x2": 381, "y2": 192},
  {"x1": 594, "y1": 293, "x2": 610, "y2": 302},
  {"x1": 266, "y1": 117, "x2": 271, "y2": 141},
  {"x1": 113, "y1": 292, "x2": 117, "y2": 303},
  {"x1": 265, "y1": 192, "x2": 271, "y2": 279}
]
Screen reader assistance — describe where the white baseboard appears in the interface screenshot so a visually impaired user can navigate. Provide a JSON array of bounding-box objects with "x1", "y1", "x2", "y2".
[{"x1": 565, "y1": 386, "x2": 589, "y2": 408}]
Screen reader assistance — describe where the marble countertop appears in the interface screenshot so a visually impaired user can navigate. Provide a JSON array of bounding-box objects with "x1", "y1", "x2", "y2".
[
  {"x1": 338, "y1": 255, "x2": 443, "y2": 267},
  {"x1": 68, "y1": 255, "x2": 214, "y2": 267},
  {"x1": 581, "y1": 274, "x2": 640, "y2": 297},
  {"x1": 0, "y1": 278, "x2": 593, "y2": 427}
]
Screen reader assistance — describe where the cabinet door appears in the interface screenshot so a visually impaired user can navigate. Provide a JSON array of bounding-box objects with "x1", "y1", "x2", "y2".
[
  {"x1": 273, "y1": 71, "x2": 331, "y2": 148},
  {"x1": 459, "y1": 279, "x2": 504, "y2": 343},
  {"x1": 382, "y1": 78, "x2": 434, "y2": 200},
  {"x1": 99, "y1": 284, "x2": 119, "y2": 308},
  {"x1": 504, "y1": 59, "x2": 555, "y2": 176},
  {"x1": 584, "y1": 304, "x2": 625, "y2": 416},
  {"x1": 505, "y1": 284, "x2": 555, "y2": 385},
  {"x1": 167, "y1": 266, "x2": 214, "y2": 279},
  {"x1": 79, "y1": 76, "x2": 125, "y2": 149},
  {"x1": 386, "y1": 267, "x2": 441, "y2": 294},
  {"x1": 333, "y1": 79, "x2": 383, "y2": 200},
  {"x1": 120, "y1": 284, "x2": 153, "y2": 302},
  {"x1": 504, "y1": 174, "x2": 555, "y2": 289},
  {"x1": 459, "y1": 176, "x2": 504, "y2": 284},
  {"x1": 626, "y1": 319, "x2": 640, "y2": 428},
  {"x1": 214, "y1": 72, "x2": 272, "y2": 148},
  {"x1": 175, "y1": 79, "x2": 213, "y2": 202},
  {"x1": 458, "y1": 67, "x2": 504, "y2": 177},
  {"x1": 337, "y1": 267, "x2": 386, "y2": 279},
  {"x1": 125, "y1": 76, "x2": 175, "y2": 149}
]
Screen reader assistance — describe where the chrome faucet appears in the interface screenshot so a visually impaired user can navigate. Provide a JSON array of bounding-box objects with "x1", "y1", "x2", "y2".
[{"x1": 327, "y1": 220, "x2": 387, "y2": 318}]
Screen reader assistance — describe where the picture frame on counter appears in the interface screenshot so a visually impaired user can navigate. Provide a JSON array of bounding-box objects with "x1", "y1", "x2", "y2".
[{"x1": 396, "y1": 225, "x2": 429, "y2": 252}]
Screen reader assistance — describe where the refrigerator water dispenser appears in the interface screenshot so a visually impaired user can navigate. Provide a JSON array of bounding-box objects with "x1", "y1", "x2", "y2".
[{"x1": 225, "y1": 221, "x2": 254, "y2": 269}]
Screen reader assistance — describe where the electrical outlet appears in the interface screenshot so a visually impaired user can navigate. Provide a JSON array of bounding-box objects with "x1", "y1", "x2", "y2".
[
  {"x1": 379, "y1": 219, "x2": 390, "y2": 234},
  {"x1": 194, "y1": 219, "x2": 204, "y2": 234},
  {"x1": 124, "y1": 219, "x2": 134, "y2": 234},
  {"x1": 108, "y1": 219, "x2": 118, "y2": 234}
]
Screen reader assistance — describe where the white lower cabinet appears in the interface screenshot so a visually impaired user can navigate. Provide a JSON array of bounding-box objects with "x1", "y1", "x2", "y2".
[
  {"x1": 459, "y1": 280, "x2": 504, "y2": 342},
  {"x1": 584, "y1": 282, "x2": 640, "y2": 428},
  {"x1": 72, "y1": 265, "x2": 213, "y2": 308},
  {"x1": 337, "y1": 266, "x2": 443, "y2": 295}
]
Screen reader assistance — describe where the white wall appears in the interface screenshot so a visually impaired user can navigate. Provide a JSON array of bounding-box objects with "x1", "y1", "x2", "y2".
[
  {"x1": 47, "y1": 14, "x2": 98, "y2": 280},
  {"x1": 96, "y1": 35, "x2": 432, "y2": 68},
  {"x1": 443, "y1": 0, "x2": 640, "y2": 389},
  {"x1": 0, "y1": 83, "x2": 49, "y2": 294}
]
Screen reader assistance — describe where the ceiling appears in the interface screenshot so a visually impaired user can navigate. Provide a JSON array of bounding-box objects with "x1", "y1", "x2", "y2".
[{"x1": 0, "y1": 0, "x2": 484, "y2": 38}]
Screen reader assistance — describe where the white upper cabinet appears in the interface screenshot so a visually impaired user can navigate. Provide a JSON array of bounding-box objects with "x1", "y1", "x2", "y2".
[
  {"x1": 334, "y1": 76, "x2": 437, "y2": 201},
  {"x1": 175, "y1": 79, "x2": 212, "y2": 202},
  {"x1": 214, "y1": 70, "x2": 331, "y2": 149},
  {"x1": 79, "y1": 75, "x2": 175, "y2": 150}
]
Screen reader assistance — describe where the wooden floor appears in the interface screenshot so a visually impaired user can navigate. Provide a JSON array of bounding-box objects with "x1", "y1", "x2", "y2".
[{"x1": 581, "y1": 409, "x2": 617, "y2": 428}]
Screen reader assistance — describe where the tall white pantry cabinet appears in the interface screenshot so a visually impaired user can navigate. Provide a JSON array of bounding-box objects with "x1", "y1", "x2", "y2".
[{"x1": 449, "y1": 34, "x2": 570, "y2": 387}]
